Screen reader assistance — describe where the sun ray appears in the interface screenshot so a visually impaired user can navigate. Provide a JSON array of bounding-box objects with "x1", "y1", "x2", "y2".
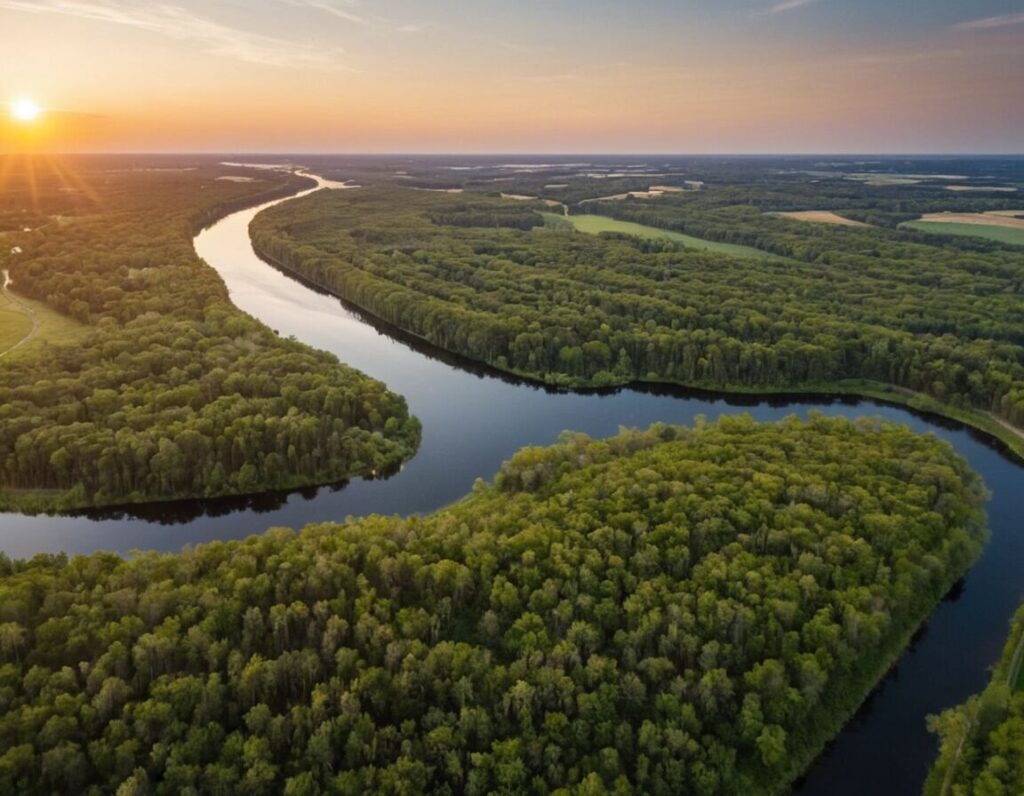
[
  {"x1": 0, "y1": 154, "x2": 16, "y2": 202},
  {"x1": 46, "y1": 154, "x2": 103, "y2": 206},
  {"x1": 23, "y1": 154, "x2": 40, "y2": 215}
]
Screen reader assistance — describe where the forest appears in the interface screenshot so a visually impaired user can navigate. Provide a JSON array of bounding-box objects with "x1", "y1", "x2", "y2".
[
  {"x1": 249, "y1": 180, "x2": 1024, "y2": 440},
  {"x1": 0, "y1": 415, "x2": 989, "y2": 795},
  {"x1": 0, "y1": 158, "x2": 419, "y2": 511},
  {"x1": 924, "y1": 605, "x2": 1024, "y2": 795}
]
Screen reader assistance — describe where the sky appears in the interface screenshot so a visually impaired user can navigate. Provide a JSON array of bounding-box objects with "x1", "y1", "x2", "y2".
[{"x1": 1, "y1": 0, "x2": 1022, "y2": 153}]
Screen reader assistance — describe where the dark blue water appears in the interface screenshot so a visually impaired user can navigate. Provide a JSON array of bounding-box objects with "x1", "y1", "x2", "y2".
[{"x1": 1, "y1": 174, "x2": 1020, "y2": 794}]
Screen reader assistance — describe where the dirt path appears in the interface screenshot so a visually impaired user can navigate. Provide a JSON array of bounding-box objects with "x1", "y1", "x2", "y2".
[
  {"x1": 988, "y1": 412, "x2": 1024, "y2": 448},
  {"x1": 0, "y1": 269, "x2": 39, "y2": 358},
  {"x1": 882, "y1": 383, "x2": 1024, "y2": 450},
  {"x1": 938, "y1": 705, "x2": 975, "y2": 796},
  {"x1": 1005, "y1": 626, "x2": 1024, "y2": 689}
]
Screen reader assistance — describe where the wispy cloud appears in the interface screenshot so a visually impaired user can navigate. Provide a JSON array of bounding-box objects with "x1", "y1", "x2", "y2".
[
  {"x1": 277, "y1": 0, "x2": 364, "y2": 25},
  {"x1": 768, "y1": 0, "x2": 817, "y2": 14},
  {"x1": 0, "y1": 0, "x2": 348, "y2": 69},
  {"x1": 954, "y1": 12, "x2": 1024, "y2": 31},
  {"x1": 274, "y1": 1, "x2": 425, "y2": 40}
]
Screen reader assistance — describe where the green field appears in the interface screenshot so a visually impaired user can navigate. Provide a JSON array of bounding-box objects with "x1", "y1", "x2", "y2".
[
  {"x1": 0, "y1": 291, "x2": 33, "y2": 354},
  {"x1": 541, "y1": 212, "x2": 778, "y2": 259},
  {"x1": 0, "y1": 282, "x2": 88, "y2": 359},
  {"x1": 902, "y1": 220, "x2": 1024, "y2": 246}
]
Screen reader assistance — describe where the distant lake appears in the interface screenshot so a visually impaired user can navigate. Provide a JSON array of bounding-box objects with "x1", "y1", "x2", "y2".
[{"x1": 1, "y1": 172, "x2": 1021, "y2": 795}]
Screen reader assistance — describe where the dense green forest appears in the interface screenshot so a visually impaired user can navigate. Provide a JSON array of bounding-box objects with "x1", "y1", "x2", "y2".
[
  {"x1": 0, "y1": 158, "x2": 419, "y2": 511},
  {"x1": 250, "y1": 182, "x2": 1024, "y2": 442},
  {"x1": 0, "y1": 416, "x2": 988, "y2": 794},
  {"x1": 925, "y1": 605, "x2": 1024, "y2": 795}
]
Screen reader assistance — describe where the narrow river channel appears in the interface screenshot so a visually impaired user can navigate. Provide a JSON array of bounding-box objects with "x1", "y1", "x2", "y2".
[{"x1": 1, "y1": 171, "x2": 1020, "y2": 794}]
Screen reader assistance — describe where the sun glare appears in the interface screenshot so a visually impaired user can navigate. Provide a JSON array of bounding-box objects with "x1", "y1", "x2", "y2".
[{"x1": 11, "y1": 99, "x2": 41, "y2": 122}]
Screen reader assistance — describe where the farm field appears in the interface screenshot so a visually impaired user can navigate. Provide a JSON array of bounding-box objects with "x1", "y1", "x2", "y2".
[
  {"x1": 917, "y1": 210, "x2": 1024, "y2": 229},
  {"x1": 540, "y1": 211, "x2": 777, "y2": 259},
  {"x1": 903, "y1": 218, "x2": 1024, "y2": 245},
  {"x1": 0, "y1": 277, "x2": 86, "y2": 359},
  {"x1": 0, "y1": 289, "x2": 32, "y2": 354}
]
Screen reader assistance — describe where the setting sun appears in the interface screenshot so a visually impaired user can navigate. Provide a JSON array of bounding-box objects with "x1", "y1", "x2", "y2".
[{"x1": 10, "y1": 99, "x2": 41, "y2": 122}]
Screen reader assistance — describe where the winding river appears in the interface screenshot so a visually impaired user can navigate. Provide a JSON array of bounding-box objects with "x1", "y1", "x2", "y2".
[{"x1": 2, "y1": 172, "x2": 1022, "y2": 794}]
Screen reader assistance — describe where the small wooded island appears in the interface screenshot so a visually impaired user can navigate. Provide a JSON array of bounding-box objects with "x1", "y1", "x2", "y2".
[{"x1": 0, "y1": 417, "x2": 988, "y2": 794}]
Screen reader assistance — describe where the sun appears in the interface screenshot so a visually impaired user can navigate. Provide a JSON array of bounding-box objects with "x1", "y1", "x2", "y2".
[{"x1": 11, "y1": 99, "x2": 42, "y2": 122}]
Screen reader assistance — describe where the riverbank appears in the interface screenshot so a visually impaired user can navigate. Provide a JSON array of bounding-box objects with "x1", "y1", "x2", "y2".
[
  {"x1": 252, "y1": 239, "x2": 1024, "y2": 467},
  {"x1": 923, "y1": 604, "x2": 1024, "y2": 794},
  {"x1": 780, "y1": 527, "x2": 987, "y2": 795}
]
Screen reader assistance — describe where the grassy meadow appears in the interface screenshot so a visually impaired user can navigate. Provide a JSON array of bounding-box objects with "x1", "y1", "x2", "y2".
[
  {"x1": 903, "y1": 220, "x2": 1024, "y2": 246},
  {"x1": 540, "y1": 211, "x2": 776, "y2": 259}
]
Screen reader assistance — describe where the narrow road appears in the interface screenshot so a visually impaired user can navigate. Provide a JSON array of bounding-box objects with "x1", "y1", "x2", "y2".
[
  {"x1": 989, "y1": 412, "x2": 1024, "y2": 449},
  {"x1": 0, "y1": 268, "x2": 39, "y2": 358},
  {"x1": 1005, "y1": 624, "x2": 1024, "y2": 690}
]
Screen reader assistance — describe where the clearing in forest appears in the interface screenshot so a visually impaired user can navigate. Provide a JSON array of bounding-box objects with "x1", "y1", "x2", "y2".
[
  {"x1": 902, "y1": 211, "x2": 1024, "y2": 246},
  {"x1": 0, "y1": 270, "x2": 89, "y2": 359},
  {"x1": 541, "y1": 212, "x2": 776, "y2": 260},
  {"x1": 0, "y1": 285, "x2": 33, "y2": 355}
]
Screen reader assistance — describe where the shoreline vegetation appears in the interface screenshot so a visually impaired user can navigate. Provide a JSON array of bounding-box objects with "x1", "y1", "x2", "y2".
[
  {"x1": 249, "y1": 183, "x2": 1024, "y2": 464},
  {"x1": 924, "y1": 605, "x2": 1024, "y2": 794},
  {"x1": 0, "y1": 162, "x2": 420, "y2": 513},
  {"x1": 252, "y1": 236, "x2": 1024, "y2": 463},
  {"x1": 0, "y1": 417, "x2": 989, "y2": 794}
]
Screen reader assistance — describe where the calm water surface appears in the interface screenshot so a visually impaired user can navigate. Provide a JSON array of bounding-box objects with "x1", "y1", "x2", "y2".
[{"x1": 1, "y1": 172, "x2": 1021, "y2": 795}]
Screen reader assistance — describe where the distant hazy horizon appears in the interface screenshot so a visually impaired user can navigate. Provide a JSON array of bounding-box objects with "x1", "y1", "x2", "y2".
[{"x1": 7, "y1": 151, "x2": 1024, "y2": 158}]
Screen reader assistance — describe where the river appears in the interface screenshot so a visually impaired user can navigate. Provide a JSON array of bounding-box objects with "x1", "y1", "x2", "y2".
[{"x1": 2, "y1": 171, "x2": 1021, "y2": 794}]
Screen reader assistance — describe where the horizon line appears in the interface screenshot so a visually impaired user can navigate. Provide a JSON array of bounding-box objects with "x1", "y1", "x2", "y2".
[{"x1": 3, "y1": 150, "x2": 1024, "y2": 158}]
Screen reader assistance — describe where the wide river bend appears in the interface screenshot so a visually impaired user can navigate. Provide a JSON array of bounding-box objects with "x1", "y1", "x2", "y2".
[{"x1": 2, "y1": 172, "x2": 1021, "y2": 795}]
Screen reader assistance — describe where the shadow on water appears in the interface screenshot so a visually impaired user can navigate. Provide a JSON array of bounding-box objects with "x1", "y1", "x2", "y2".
[
  {"x1": 792, "y1": 577, "x2": 970, "y2": 793},
  {"x1": 73, "y1": 458, "x2": 404, "y2": 524}
]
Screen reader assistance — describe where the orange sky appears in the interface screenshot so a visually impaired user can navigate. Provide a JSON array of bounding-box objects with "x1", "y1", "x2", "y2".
[{"x1": 2, "y1": 0, "x2": 1022, "y2": 153}]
